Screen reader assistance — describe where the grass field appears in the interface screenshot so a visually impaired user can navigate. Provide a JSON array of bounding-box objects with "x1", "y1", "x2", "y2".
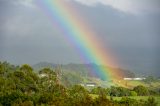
[
  {"x1": 113, "y1": 96, "x2": 160, "y2": 106},
  {"x1": 89, "y1": 94, "x2": 160, "y2": 106},
  {"x1": 113, "y1": 80, "x2": 160, "y2": 89}
]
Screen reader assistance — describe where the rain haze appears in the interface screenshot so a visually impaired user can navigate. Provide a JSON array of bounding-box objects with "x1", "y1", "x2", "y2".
[{"x1": 0, "y1": 0, "x2": 160, "y2": 76}]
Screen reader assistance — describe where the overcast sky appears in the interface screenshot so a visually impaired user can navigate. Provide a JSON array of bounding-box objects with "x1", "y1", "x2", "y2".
[{"x1": 0, "y1": 0, "x2": 160, "y2": 76}]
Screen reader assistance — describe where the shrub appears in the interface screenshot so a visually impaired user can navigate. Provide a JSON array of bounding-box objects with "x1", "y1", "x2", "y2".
[
  {"x1": 130, "y1": 91, "x2": 137, "y2": 96},
  {"x1": 145, "y1": 97, "x2": 158, "y2": 106},
  {"x1": 133, "y1": 85, "x2": 149, "y2": 96}
]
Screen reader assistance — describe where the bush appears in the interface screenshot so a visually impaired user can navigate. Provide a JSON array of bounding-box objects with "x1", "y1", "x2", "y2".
[
  {"x1": 119, "y1": 97, "x2": 138, "y2": 105},
  {"x1": 94, "y1": 96, "x2": 112, "y2": 106},
  {"x1": 130, "y1": 91, "x2": 137, "y2": 96},
  {"x1": 145, "y1": 97, "x2": 158, "y2": 106},
  {"x1": 133, "y1": 85, "x2": 149, "y2": 96}
]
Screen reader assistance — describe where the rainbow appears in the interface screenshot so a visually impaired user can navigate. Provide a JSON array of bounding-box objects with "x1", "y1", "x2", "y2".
[{"x1": 36, "y1": 0, "x2": 124, "y2": 81}]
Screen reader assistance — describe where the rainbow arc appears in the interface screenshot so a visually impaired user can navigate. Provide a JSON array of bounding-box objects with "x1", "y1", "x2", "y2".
[{"x1": 36, "y1": 0, "x2": 124, "y2": 81}]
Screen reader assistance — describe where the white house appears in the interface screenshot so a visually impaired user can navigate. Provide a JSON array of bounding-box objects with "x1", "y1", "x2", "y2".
[
  {"x1": 80, "y1": 83, "x2": 96, "y2": 87},
  {"x1": 39, "y1": 73, "x2": 47, "y2": 78},
  {"x1": 124, "y1": 78, "x2": 133, "y2": 80},
  {"x1": 86, "y1": 83, "x2": 96, "y2": 87},
  {"x1": 133, "y1": 78, "x2": 146, "y2": 80},
  {"x1": 123, "y1": 77, "x2": 146, "y2": 81}
]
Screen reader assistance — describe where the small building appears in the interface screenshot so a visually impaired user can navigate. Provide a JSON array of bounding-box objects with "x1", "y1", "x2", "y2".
[
  {"x1": 123, "y1": 77, "x2": 146, "y2": 81},
  {"x1": 86, "y1": 83, "x2": 96, "y2": 87},
  {"x1": 133, "y1": 77, "x2": 146, "y2": 80},
  {"x1": 80, "y1": 82, "x2": 97, "y2": 87},
  {"x1": 39, "y1": 73, "x2": 47, "y2": 78},
  {"x1": 124, "y1": 78, "x2": 133, "y2": 80}
]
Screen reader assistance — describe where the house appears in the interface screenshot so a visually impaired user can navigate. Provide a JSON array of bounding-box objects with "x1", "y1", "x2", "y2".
[
  {"x1": 86, "y1": 83, "x2": 96, "y2": 87},
  {"x1": 124, "y1": 78, "x2": 133, "y2": 80},
  {"x1": 80, "y1": 83, "x2": 96, "y2": 87},
  {"x1": 133, "y1": 77, "x2": 146, "y2": 80},
  {"x1": 123, "y1": 77, "x2": 146, "y2": 81},
  {"x1": 39, "y1": 73, "x2": 47, "y2": 78}
]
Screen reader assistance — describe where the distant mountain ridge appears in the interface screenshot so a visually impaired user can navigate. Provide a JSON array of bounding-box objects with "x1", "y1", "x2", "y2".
[
  {"x1": 32, "y1": 62, "x2": 57, "y2": 70},
  {"x1": 32, "y1": 62, "x2": 135, "y2": 79}
]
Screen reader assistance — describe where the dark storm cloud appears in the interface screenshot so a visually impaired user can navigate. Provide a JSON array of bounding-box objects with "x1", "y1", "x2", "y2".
[
  {"x1": 0, "y1": 0, "x2": 159, "y2": 76},
  {"x1": 70, "y1": 0, "x2": 160, "y2": 14}
]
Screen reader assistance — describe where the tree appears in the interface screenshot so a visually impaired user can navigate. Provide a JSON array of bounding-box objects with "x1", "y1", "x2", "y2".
[
  {"x1": 117, "y1": 87, "x2": 130, "y2": 96},
  {"x1": 130, "y1": 91, "x2": 137, "y2": 96},
  {"x1": 91, "y1": 87, "x2": 109, "y2": 97},
  {"x1": 39, "y1": 68, "x2": 57, "y2": 82},
  {"x1": 20, "y1": 64, "x2": 33, "y2": 75},
  {"x1": 145, "y1": 97, "x2": 158, "y2": 106},
  {"x1": 12, "y1": 65, "x2": 39, "y2": 94},
  {"x1": 119, "y1": 97, "x2": 138, "y2": 106},
  {"x1": 0, "y1": 62, "x2": 5, "y2": 75},
  {"x1": 110, "y1": 86, "x2": 119, "y2": 96},
  {"x1": 38, "y1": 68, "x2": 57, "y2": 92},
  {"x1": 68, "y1": 85, "x2": 90, "y2": 105},
  {"x1": 0, "y1": 61, "x2": 17, "y2": 76},
  {"x1": 133, "y1": 85, "x2": 149, "y2": 96}
]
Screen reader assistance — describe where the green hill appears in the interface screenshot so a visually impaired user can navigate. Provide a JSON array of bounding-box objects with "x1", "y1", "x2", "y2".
[{"x1": 32, "y1": 62, "x2": 135, "y2": 87}]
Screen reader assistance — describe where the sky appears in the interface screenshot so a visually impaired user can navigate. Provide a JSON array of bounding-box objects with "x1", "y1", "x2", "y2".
[{"x1": 0, "y1": 0, "x2": 160, "y2": 76}]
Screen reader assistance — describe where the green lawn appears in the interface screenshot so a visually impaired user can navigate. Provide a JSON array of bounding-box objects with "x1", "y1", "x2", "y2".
[
  {"x1": 90, "y1": 94, "x2": 160, "y2": 106},
  {"x1": 113, "y1": 96, "x2": 160, "y2": 106},
  {"x1": 122, "y1": 80, "x2": 160, "y2": 88}
]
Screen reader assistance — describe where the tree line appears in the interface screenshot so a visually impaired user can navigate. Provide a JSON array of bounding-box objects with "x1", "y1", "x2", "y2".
[{"x1": 0, "y1": 61, "x2": 159, "y2": 106}]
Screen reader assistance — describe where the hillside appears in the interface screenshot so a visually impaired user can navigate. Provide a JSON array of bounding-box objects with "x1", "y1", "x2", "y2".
[
  {"x1": 33, "y1": 62, "x2": 135, "y2": 78},
  {"x1": 32, "y1": 62, "x2": 135, "y2": 87}
]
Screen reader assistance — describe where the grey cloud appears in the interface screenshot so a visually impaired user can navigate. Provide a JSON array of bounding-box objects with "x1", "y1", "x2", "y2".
[
  {"x1": 70, "y1": 0, "x2": 160, "y2": 14},
  {"x1": 0, "y1": 0, "x2": 35, "y2": 7},
  {"x1": 0, "y1": 0, "x2": 160, "y2": 76}
]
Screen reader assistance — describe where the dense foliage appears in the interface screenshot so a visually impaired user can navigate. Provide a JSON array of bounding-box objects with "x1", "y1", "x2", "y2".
[{"x1": 0, "y1": 61, "x2": 159, "y2": 106}]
